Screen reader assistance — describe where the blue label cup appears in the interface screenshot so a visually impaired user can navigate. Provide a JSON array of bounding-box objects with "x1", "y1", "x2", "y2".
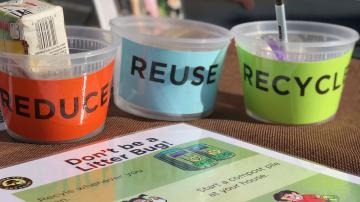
[{"x1": 111, "y1": 16, "x2": 232, "y2": 121}]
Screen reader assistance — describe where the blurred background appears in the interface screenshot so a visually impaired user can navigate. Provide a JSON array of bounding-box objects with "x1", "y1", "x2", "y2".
[{"x1": 0, "y1": 0, "x2": 359, "y2": 57}]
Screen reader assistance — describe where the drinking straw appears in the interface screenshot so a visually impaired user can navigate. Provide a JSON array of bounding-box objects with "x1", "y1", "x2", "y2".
[{"x1": 275, "y1": 0, "x2": 288, "y2": 42}]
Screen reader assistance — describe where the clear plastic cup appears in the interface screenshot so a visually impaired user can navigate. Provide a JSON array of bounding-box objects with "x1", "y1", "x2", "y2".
[
  {"x1": 0, "y1": 26, "x2": 117, "y2": 143},
  {"x1": 232, "y1": 21, "x2": 359, "y2": 125},
  {"x1": 111, "y1": 16, "x2": 232, "y2": 121}
]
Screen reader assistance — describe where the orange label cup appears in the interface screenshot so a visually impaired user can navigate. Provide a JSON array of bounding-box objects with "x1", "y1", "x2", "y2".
[{"x1": 0, "y1": 60, "x2": 114, "y2": 143}]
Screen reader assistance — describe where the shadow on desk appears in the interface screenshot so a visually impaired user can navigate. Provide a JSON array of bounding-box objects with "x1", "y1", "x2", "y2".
[
  {"x1": 0, "y1": 130, "x2": 13, "y2": 143},
  {"x1": 107, "y1": 91, "x2": 258, "y2": 124},
  {"x1": 210, "y1": 91, "x2": 258, "y2": 123},
  {"x1": 0, "y1": 91, "x2": 260, "y2": 144}
]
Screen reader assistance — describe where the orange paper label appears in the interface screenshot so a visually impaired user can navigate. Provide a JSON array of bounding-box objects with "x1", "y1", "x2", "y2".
[{"x1": 0, "y1": 60, "x2": 114, "y2": 142}]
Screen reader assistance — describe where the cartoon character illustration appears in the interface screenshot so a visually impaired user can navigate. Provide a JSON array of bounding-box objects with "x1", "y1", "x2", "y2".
[
  {"x1": 273, "y1": 190, "x2": 339, "y2": 202},
  {"x1": 154, "y1": 147, "x2": 218, "y2": 171},
  {"x1": 2, "y1": 179, "x2": 27, "y2": 187},
  {"x1": 123, "y1": 194, "x2": 167, "y2": 202},
  {"x1": 185, "y1": 144, "x2": 235, "y2": 160}
]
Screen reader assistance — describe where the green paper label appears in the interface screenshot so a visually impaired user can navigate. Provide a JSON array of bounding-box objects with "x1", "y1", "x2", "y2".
[
  {"x1": 236, "y1": 47, "x2": 353, "y2": 124},
  {"x1": 13, "y1": 138, "x2": 360, "y2": 202},
  {"x1": 1, "y1": 124, "x2": 359, "y2": 201}
]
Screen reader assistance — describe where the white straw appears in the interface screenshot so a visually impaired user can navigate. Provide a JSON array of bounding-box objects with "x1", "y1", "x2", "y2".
[{"x1": 275, "y1": 0, "x2": 288, "y2": 42}]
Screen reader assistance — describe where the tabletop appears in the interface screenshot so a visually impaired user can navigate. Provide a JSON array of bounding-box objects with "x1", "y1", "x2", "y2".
[{"x1": 1, "y1": 42, "x2": 360, "y2": 177}]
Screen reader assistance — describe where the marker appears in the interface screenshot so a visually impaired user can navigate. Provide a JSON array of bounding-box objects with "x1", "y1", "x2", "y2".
[{"x1": 275, "y1": 0, "x2": 288, "y2": 42}]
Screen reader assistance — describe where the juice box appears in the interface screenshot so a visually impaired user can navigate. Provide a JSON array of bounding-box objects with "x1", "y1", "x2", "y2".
[{"x1": 0, "y1": 0, "x2": 69, "y2": 56}]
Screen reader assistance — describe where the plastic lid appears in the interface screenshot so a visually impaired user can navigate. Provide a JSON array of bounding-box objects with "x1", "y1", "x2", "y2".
[
  {"x1": 232, "y1": 21, "x2": 359, "y2": 49},
  {"x1": 231, "y1": 21, "x2": 359, "y2": 62},
  {"x1": 231, "y1": 21, "x2": 359, "y2": 54},
  {"x1": 0, "y1": 26, "x2": 118, "y2": 79},
  {"x1": 110, "y1": 16, "x2": 232, "y2": 51},
  {"x1": 0, "y1": 26, "x2": 118, "y2": 61}
]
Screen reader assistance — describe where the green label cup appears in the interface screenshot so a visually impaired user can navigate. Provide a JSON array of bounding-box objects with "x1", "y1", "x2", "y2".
[{"x1": 237, "y1": 47, "x2": 353, "y2": 125}]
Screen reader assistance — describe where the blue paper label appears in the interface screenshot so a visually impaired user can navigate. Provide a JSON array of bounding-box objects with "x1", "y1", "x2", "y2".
[{"x1": 118, "y1": 38, "x2": 228, "y2": 115}]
